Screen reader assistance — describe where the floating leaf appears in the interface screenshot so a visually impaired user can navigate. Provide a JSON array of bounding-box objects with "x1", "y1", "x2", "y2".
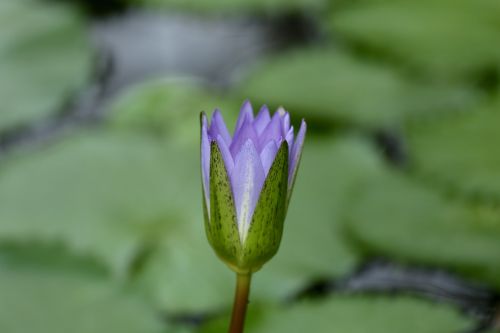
[
  {"x1": 407, "y1": 96, "x2": 500, "y2": 202},
  {"x1": 0, "y1": 131, "x2": 198, "y2": 277},
  {"x1": 201, "y1": 296, "x2": 472, "y2": 333},
  {"x1": 239, "y1": 49, "x2": 478, "y2": 127},
  {"x1": 108, "y1": 79, "x2": 241, "y2": 145},
  {"x1": 0, "y1": 267, "x2": 167, "y2": 333},
  {"x1": 0, "y1": 0, "x2": 92, "y2": 132},
  {"x1": 330, "y1": 0, "x2": 500, "y2": 78},
  {"x1": 345, "y1": 172, "x2": 500, "y2": 289},
  {"x1": 0, "y1": 241, "x2": 107, "y2": 277}
]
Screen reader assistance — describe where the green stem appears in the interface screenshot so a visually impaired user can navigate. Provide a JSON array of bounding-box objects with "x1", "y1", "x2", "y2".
[{"x1": 228, "y1": 273, "x2": 252, "y2": 333}]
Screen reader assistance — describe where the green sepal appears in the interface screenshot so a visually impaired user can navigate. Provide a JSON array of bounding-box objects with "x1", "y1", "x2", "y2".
[
  {"x1": 240, "y1": 141, "x2": 289, "y2": 272},
  {"x1": 204, "y1": 141, "x2": 242, "y2": 268}
]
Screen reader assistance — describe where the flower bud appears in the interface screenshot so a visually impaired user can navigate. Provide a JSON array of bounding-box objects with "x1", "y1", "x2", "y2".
[{"x1": 201, "y1": 101, "x2": 306, "y2": 273}]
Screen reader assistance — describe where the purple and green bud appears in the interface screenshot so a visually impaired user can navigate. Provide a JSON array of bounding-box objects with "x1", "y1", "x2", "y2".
[{"x1": 201, "y1": 101, "x2": 306, "y2": 273}]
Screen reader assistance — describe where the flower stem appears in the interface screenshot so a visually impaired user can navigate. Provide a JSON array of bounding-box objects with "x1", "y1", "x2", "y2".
[{"x1": 228, "y1": 273, "x2": 252, "y2": 333}]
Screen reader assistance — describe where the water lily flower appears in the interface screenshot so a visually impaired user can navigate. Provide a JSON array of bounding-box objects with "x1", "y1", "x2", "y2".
[{"x1": 201, "y1": 100, "x2": 306, "y2": 273}]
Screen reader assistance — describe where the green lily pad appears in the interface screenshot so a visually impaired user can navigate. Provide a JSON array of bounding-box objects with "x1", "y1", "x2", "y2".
[
  {"x1": 0, "y1": 267, "x2": 167, "y2": 333},
  {"x1": 239, "y1": 49, "x2": 478, "y2": 127},
  {"x1": 0, "y1": 241, "x2": 108, "y2": 277},
  {"x1": 330, "y1": 0, "x2": 500, "y2": 78},
  {"x1": 0, "y1": 0, "x2": 92, "y2": 132},
  {"x1": 135, "y1": 136, "x2": 388, "y2": 312},
  {"x1": 407, "y1": 96, "x2": 500, "y2": 202},
  {"x1": 201, "y1": 296, "x2": 472, "y2": 333},
  {"x1": 0, "y1": 131, "x2": 198, "y2": 277},
  {"x1": 108, "y1": 79, "x2": 241, "y2": 145},
  {"x1": 272, "y1": 136, "x2": 386, "y2": 279},
  {"x1": 345, "y1": 172, "x2": 500, "y2": 288}
]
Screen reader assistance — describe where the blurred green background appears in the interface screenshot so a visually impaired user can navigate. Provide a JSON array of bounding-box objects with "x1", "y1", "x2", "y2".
[{"x1": 1, "y1": 0, "x2": 499, "y2": 332}]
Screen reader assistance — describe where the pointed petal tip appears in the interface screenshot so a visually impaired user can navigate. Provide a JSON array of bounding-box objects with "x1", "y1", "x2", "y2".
[
  {"x1": 241, "y1": 99, "x2": 253, "y2": 114},
  {"x1": 201, "y1": 113, "x2": 209, "y2": 138},
  {"x1": 230, "y1": 114, "x2": 259, "y2": 158},
  {"x1": 300, "y1": 118, "x2": 306, "y2": 126},
  {"x1": 254, "y1": 105, "x2": 272, "y2": 135},
  {"x1": 209, "y1": 108, "x2": 232, "y2": 144},
  {"x1": 200, "y1": 111, "x2": 208, "y2": 125},
  {"x1": 257, "y1": 105, "x2": 271, "y2": 120},
  {"x1": 299, "y1": 119, "x2": 307, "y2": 135},
  {"x1": 295, "y1": 119, "x2": 306, "y2": 148},
  {"x1": 212, "y1": 108, "x2": 222, "y2": 117},
  {"x1": 209, "y1": 108, "x2": 223, "y2": 127},
  {"x1": 258, "y1": 105, "x2": 270, "y2": 118},
  {"x1": 235, "y1": 100, "x2": 255, "y2": 134},
  {"x1": 288, "y1": 118, "x2": 306, "y2": 189}
]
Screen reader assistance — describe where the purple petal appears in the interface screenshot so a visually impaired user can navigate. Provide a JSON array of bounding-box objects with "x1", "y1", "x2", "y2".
[
  {"x1": 260, "y1": 141, "x2": 278, "y2": 176},
  {"x1": 277, "y1": 106, "x2": 286, "y2": 118},
  {"x1": 285, "y1": 126, "x2": 294, "y2": 152},
  {"x1": 209, "y1": 109, "x2": 231, "y2": 144},
  {"x1": 230, "y1": 115, "x2": 259, "y2": 158},
  {"x1": 258, "y1": 110, "x2": 282, "y2": 151},
  {"x1": 289, "y1": 119, "x2": 306, "y2": 187},
  {"x1": 201, "y1": 113, "x2": 210, "y2": 210},
  {"x1": 234, "y1": 100, "x2": 254, "y2": 134},
  {"x1": 231, "y1": 139, "x2": 265, "y2": 241},
  {"x1": 254, "y1": 105, "x2": 271, "y2": 135},
  {"x1": 280, "y1": 108, "x2": 291, "y2": 134},
  {"x1": 216, "y1": 134, "x2": 234, "y2": 176}
]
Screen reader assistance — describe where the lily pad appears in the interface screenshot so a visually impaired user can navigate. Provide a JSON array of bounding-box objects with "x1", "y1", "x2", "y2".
[
  {"x1": 0, "y1": 0, "x2": 92, "y2": 132},
  {"x1": 407, "y1": 96, "x2": 500, "y2": 202},
  {"x1": 345, "y1": 172, "x2": 500, "y2": 289},
  {"x1": 239, "y1": 49, "x2": 478, "y2": 127},
  {"x1": 108, "y1": 79, "x2": 241, "y2": 145},
  {"x1": 0, "y1": 131, "x2": 198, "y2": 277},
  {"x1": 0, "y1": 266, "x2": 167, "y2": 333},
  {"x1": 201, "y1": 296, "x2": 472, "y2": 333},
  {"x1": 330, "y1": 0, "x2": 500, "y2": 79}
]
